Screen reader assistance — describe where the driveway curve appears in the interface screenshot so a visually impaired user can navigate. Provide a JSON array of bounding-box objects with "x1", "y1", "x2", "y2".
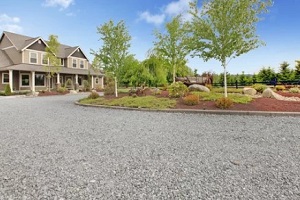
[{"x1": 0, "y1": 94, "x2": 299, "y2": 199}]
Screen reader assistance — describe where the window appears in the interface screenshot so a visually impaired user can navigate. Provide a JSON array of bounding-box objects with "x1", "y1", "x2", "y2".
[
  {"x1": 30, "y1": 52, "x2": 37, "y2": 64},
  {"x1": 2, "y1": 73, "x2": 9, "y2": 84},
  {"x1": 61, "y1": 59, "x2": 64, "y2": 66},
  {"x1": 95, "y1": 78, "x2": 99, "y2": 84},
  {"x1": 21, "y1": 74, "x2": 30, "y2": 86},
  {"x1": 35, "y1": 74, "x2": 45, "y2": 86},
  {"x1": 42, "y1": 54, "x2": 49, "y2": 65},
  {"x1": 72, "y1": 59, "x2": 77, "y2": 68},
  {"x1": 80, "y1": 60, "x2": 84, "y2": 68},
  {"x1": 59, "y1": 76, "x2": 63, "y2": 84}
]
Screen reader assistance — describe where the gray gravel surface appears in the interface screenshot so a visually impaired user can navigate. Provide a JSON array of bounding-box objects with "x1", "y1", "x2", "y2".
[{"x1": 0, "y1": 94, "x2": 300, "y2": 199}]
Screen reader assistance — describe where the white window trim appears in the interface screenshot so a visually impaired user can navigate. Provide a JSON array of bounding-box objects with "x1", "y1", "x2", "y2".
[
  {"x1": 41, "y1": 53, "x2": 49, "y2": 65},
  {"x1": 29, "y1": 52, "x2": 38, "y2": 64},
  {"x1": 20, "y1": 73, "x2": 30, "y2": 87},
  {"x1": 79, "y1": 60, "x2": 85, "y2": 69},
  {"x1": 2, "y1": 73, "x2": 9, "y2": 84},
  {"x1": 35, "y1": 73, "x2": 46, "y2": 87},
  {"x1": 72, "y1": 58, "x2": 77, "y2": 68}
]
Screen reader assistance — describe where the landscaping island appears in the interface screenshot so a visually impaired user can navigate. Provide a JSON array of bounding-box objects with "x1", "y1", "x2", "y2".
[{"x1": 78, "y1": 84, "x2": 300, "y2": 113}]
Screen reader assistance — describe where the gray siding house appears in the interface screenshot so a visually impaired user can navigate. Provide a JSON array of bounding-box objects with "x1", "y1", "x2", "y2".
[{"x1": 0, "y1": 31, "x2": 103, "y2": 92}]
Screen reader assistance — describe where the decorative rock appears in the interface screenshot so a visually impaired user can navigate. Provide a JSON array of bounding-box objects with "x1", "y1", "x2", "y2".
[
  {"x1": 69, "y1": 90, "x2": 77, "y2": 94},
  {"x1": 243, "y1": 87, "x2": 257, "y2": 96},
  {"x1": 262, "y1": 88, "x2": 280, "y2": 99},
  {"x1": 188, "y1": 84, "x2": 210, "y2": 92}
]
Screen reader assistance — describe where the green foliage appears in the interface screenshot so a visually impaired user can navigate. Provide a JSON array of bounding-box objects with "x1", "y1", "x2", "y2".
[
  {"x1": 187, "y1": 0, "x2": 272, "y2": 97},
  {"x1": 252, "y1": 84, "x2": 267, "y2": 93},
  {"x1": 79, "y1": 96, "x2": 176, "y2": 110},
  {"x1": 154, "y1": 16, "x2": 190, "y2": 83},
  {"x1": 215, "y1": 97, "x2": 233, "y2": 109},
  {"x1": 275, "y1": 85, "x2": 286, "y2": 91},
  {"x1": 289, "y1": 87, "x2": 300, "y2": 93},
  {"x1": 56, "y1": 87, "x2": 67, "y2": 93},
  {"x1": 104, "y1": 80, "x2": 115, "y2": 95},
  {"x1": 92, "y1": 20, "x2": 131, "y2": 79},
  {"x1": 88, "y1": 91, "x2": 100, "y2": 99},
  {"x1": 167, "y1": 82, "x2": 188, "y2": 98},
  {"x1": 295, "y1": 61, "x2": 300, "y2": 80},
  {"x1": 183, "y1": 94, "x2": 199, "y2": 106},
  {"x1": 278, "y1": 61, "x2": 293, "y2": 82},
  {"x1": 257, "y1": 67, "x2": 276, "y2": 82},
  {"x1": 205, "y1": 84, "x2": 213, "y2": 91},
  {"x1": 83, "y1": 80, "x2": 90, "y2": 91},
  {"x1": 65, "y1": 79, "x2": 74, "y2": 89},
  {"x1": 142, "y1": 54, "x2": 168, "y2": 86},
  {"x1": 192, "y1": 91, "x2": 252, "y2": 104},
  {"x1": 45, "y1": 35, "x2": 61, "y2": 91},
  {"x1": 4, "y1": 84, "x2": 12, "y2": 96},
  {"x1": 212, "y1": 88, "x2": 243, "y2": 94}
]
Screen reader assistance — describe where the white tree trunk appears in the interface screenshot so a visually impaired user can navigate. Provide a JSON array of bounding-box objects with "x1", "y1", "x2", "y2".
[{"x1": 223, "y1": 60, "x2": 228, "y2": 98}]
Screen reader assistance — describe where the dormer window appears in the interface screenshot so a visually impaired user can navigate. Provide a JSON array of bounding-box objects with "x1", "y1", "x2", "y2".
[
  {"x1": 60, "y1": 59, "x2": 64, "y2": 66},
  {"x1": 30, "y1": 52, "x2": 37, "y2": 64},
  {"x1": 72, "y1": 59, "x2": 77, "y2": 68},
  {"x1": 80, "y1": 60, "x2": 84, "y2": 68}
]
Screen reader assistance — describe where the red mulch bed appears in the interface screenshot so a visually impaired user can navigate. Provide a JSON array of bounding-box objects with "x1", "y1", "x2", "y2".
[{"x1": 111, "y1": 90, "x2": 300, "y2": 112}]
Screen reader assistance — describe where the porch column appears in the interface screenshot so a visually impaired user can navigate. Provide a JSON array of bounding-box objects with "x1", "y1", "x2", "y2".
[
  {"x1": 9, "y1": 70, "x2": 13, "y2": 92},
  {"x1": 101, "y1": 76, "x2": 104, "y2": 89},
  {"x1": 91, "y1": 75, "x2": 94, "y2": 89},
  {"x1": 57, "y1": 73, "x2": 60, "y2": 84},
  {"x1": 31, "y1": 71, "x2": 35, "y2": 92},
  {"x1": 75, "y1": 74, "x2": 79, "y2": 90}
]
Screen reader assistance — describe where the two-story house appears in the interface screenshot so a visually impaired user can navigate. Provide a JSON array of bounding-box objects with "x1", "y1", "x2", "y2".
[{"x1": 0, "y1": 31, "x2": 103, "y2": 92}]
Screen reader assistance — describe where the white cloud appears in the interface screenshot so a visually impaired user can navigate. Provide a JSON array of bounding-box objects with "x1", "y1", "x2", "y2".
[
  {"x1": 165, "y1": 0, "x2": 191, "y2": 16},
  {"x1": 44, "y1": 0, "x2": 74, "y2": 9},
  {"x1": 66, "y1": 12, "x2": 75, "y2": 17},
  {"x1": 0, "y1": 14, "x2": 20, "y2": 23},
  {"x1": 138, "y1": 11, "x2": 165, "y2": 26},
  {"x1": 138, "y1": 0, "x2": 194, "y2": 25},
  {"x1": 0, "y1": 14, "x2": 22, "y2": 33},
  {"x1": 0, "y1": 24, "x2": 23, "y2": 33}
]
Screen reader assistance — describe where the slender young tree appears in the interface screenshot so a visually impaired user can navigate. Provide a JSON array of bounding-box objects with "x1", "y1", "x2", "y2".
[
  {"x1": 45, "y1": 35, "x2": 61, "y2": 91},
  {"x1": 187, "y1": 0, "x2": 272, "y2": 97},
  {"x1": 154, "y1": 16, "x2": 189, "y2": 83},
  {"x1": 92, "y1": 20, "x2": 131, "y2": 96}
]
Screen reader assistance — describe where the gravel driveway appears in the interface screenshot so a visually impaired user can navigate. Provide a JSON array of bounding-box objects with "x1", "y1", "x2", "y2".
[{"x1": 0, "y1": 94, "x2": 299, "y2": 199}]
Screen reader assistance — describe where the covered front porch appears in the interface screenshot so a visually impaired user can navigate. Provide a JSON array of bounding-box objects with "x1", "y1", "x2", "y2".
[{"x1": 0, "y1": 64, "x2": 104, "y2": 92}]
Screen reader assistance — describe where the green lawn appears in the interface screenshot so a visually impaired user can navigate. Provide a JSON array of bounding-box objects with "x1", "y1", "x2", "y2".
[
  {"x1": 192, "y1": 91, "x2": 252, "y2": 104},
  {"x1": 79, "y1": 96, "x2": 176, "y2": 109}
]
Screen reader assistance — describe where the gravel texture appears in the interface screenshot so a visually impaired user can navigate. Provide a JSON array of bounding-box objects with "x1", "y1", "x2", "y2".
[{"x1": 0, "y1": 94, "x2": 300, "y2": 199}]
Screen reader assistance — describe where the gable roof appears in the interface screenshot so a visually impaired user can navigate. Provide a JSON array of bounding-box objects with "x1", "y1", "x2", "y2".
[{"x1": 1, "y1": 31, "x2": 88, "y2": 59}]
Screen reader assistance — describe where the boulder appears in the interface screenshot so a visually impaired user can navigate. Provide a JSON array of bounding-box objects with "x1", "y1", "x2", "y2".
[
  {"x1": 243, "y1": 87, "x2": 257, "y2": 95},
  {"x1": 69, "y1": 90, "x2": 77, "y2": 94},
  {"x1": 188, "y1": 84, "x2": 210, "y2": 92},
  {"x1": 262, "y1": 88, "x2": 284, "y2": 100}
]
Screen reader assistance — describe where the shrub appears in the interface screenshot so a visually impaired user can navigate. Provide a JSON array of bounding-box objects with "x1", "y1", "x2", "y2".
[
  {"x1": 289, "y1": 87, "x2": 300, "y2": 93},
  {"x1": 83, "y1": 80, "x2": 90, "y2": 91},
  {"x1": 65, "y1": 79, "x2": 74, "y2": 90},
  {"x1": 215, "y1": 97, "x2": 233, "y2": 109},
  {"x1": 88, "y1": 91, "x2": 100, "y2": 99},
  {"x1": 167, "y1": 82, "x2": 188, "y2": 98},
  {"x1": 4, "y1": 84, "x2": 12, "y2": 96},
  {"x1": 183, "y1": 94, "x2": 199, "y2": 106},
  {"x1": 205, "y1": 84, "x2": 213, "y2": 91},
  {"x1": 57, "y1": 87, "x2": 67, "y2": 93},
  {"x1": 275, "y1": 85, "x2": 286, "y2": 91},
  {"x1": 104, "y1": 81, "x2": 115, "y2": 95},
  {"x1": 252, "y1": 84, "x2": 267, "y2": 93},
  {"x1": 95, "y1": 85, "x2": 103, "y2": 92}
]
